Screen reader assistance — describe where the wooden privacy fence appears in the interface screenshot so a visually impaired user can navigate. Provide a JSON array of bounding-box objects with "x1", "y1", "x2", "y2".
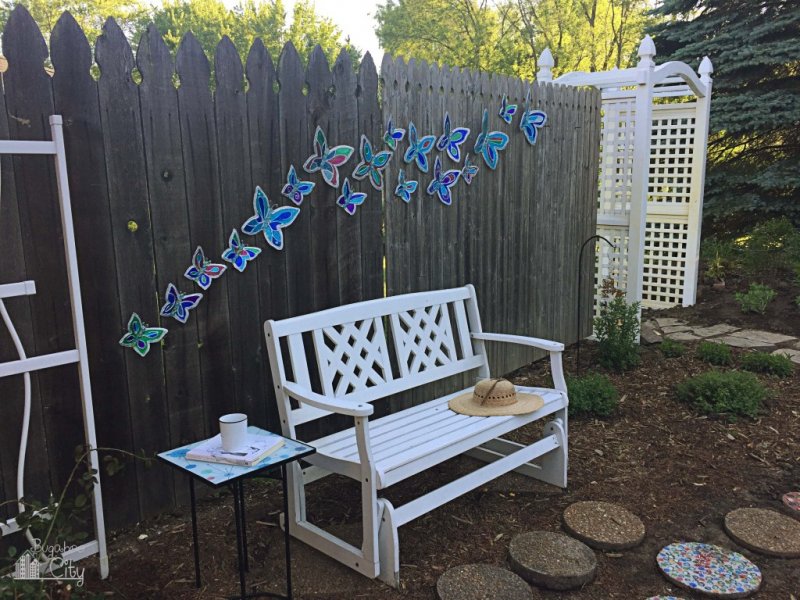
[{"x1": 0, "y1": 7, "x2": 600, "y2": 530}]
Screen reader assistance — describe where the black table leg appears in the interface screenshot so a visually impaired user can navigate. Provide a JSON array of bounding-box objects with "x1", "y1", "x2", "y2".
[
  {"x1": 232, "y1": 483, "x2": 247, "y2": 600},
  {"x1": 238, "y1": 479, "x2": 249, "y2": 572},
  {"x1": 190, "y1": 478, "x2": 201, "y2": 589},
  {"x1": 282, "y1": 464, "x2": 292, "y2": 600}
]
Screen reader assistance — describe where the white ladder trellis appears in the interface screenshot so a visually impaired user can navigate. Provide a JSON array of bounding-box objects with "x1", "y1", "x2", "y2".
[
  {"x1": 0, "y1": 116, "x2": 108, "y2": 578},
  {"x1": 538, "y1": 36, "x2": 713, "y2": 315}
]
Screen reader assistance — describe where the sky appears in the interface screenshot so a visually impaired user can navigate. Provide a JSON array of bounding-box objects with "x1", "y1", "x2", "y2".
[{"x1": 285, "y1": 0, "x2": 384, "y2": 62}]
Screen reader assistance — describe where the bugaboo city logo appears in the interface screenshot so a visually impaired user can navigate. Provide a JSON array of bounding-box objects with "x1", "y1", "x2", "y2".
[{"x1": 8, "y1": 540, "x2": 85, "y2": 587}]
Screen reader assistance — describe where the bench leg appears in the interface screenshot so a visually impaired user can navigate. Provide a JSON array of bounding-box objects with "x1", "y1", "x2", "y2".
[{"x1": 377, "y1": 498, "x2": 400, "y2": 588}]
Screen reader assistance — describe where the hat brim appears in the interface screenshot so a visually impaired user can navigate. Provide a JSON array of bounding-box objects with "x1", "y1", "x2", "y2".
[{"x1": 448, "y1": 391, "x2": 544, "y2": 416}]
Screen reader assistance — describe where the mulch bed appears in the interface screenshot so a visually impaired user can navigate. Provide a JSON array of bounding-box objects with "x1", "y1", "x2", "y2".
[{"x1": 81, "y1": 335, "x2": 800, "y2": 599}]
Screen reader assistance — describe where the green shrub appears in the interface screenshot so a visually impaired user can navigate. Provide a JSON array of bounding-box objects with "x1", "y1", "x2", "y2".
[
  {"x1": 593, "y1": 279, "x2": 640, "y2": 372},
  {"x1": 567, "y1": 373, "x2": 619, "y2": 418},
  {"x1": 676, "y1": 371, "x2": 768, "y2": 419},
  {"x1": 701, "y1": 237, "x2": 739, "y2": 282},
  {"x1": 735, "y1": 283, "x2": 777, "y2": 314},
  {"x1": 740, "y1": 351, "x2": 795, "y2": 377},
  {"x1": 660, "y1": 338, "x2": 686, "y2": 358},
  {"x1": 740, "y1": 217, "x2": 800, "y2": 276},
  {"x1": 696, "y1": 341, "x2": 733, "y2": 366}
]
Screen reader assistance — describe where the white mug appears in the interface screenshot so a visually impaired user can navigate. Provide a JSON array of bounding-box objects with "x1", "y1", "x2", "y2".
[{"x1": 219, "y1": 413, "x2": 248, "y2": 451}]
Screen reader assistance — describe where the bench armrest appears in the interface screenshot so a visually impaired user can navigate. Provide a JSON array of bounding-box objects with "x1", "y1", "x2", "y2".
[
  {"x1": 471, "y1": 332, "x2": 564, "y2": 353},
  {"x1": 282, "y1": 381, "x2": 374, "y2": 417}
]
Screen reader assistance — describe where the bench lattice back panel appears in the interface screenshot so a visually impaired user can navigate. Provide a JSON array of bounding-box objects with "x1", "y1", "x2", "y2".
[{"x1": 391, "y1": 304, "x2": 458, "y2": 376}]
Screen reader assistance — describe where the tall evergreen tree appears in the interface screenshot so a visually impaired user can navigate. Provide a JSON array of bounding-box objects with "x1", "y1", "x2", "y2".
[{"x1": 650, "y1": 0, "x2": 800, "y2": 232}]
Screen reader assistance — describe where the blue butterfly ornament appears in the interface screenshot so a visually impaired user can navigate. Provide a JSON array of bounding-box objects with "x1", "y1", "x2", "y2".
[
  {"x1": 403, "y1": 121, "x2": 436, "y2": 173},
  {"x1": 519, "y1": 87, "x2": 548, "y2": 145},
  {"x1": 499, "y1": 94, "x2": 517, "y2": 124},
  {"x1": 303, "y1": 126, "x2": 354, "y2": 188},
  {"x1": 352, "y1": 135, "x2": 393, "y2": 191},
  {"x1": 394, "y1": 169, "x2": 418, "y2": 203},
  {"x1": 222, "y1": 229, "x2": 261, "y2": 273},
  {"x1": 184, "y1": 246, "x2": 226, "y2": 291},
  {"x1": 461, "y1": 154, "x2": 479, "y2": 185},
  {"x1": 473, "y1": 108, "x2": 509, "y2": 170},
  {"x1": 383, "y1": 116, "x2": 405, "y2": 150},
  {"x1": 160, "y1": 283, "x2": 202, "y2": 324},
  {"x1": 336, "y1": 178, "x2": 367, "y2": 216},
  {"x1": 426, "y1": 156, "x2": 461, "y2": 206},
  {"x1": 281, "y1": 165, "x2": 315, "y2": 206},
  {"x1": 435, "y1": 112, "x2": 470, "y2": 162},
  {"x1": 242, "y1": 186, "x2": 300, "y2": 251},
  {"x1": 119, "y1": 313, "x2": 167, "y2": 357}
]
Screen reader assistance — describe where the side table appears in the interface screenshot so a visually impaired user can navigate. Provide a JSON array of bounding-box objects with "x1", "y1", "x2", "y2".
[{"x1": 158, "y1": 426, "x2": 315, "y2": 599}]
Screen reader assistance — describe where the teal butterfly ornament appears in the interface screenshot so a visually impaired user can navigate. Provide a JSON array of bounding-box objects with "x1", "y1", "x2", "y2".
[
  {"x1": 435, "y1": 112, "x2": 470, "y2": 162},
  {"x1": 519, "y1": 87, "x2": 548, "y2": 145},
  {"x1": 337, "y1": 178, "x2": 367, "y2": 215},
  {"x1": 281, "y1": 165, "x2": 315, "y2": 206},
  {"x1": 303, "y1": 125, "x2": 354, "y2": 188},
  {"x1": 426, "y1": 156, "x2": 461, "y2": 206},
  {"x1": 461, "y1": 154, "x2": 479, "y2": 185},
  {"x1": 184, "y1": 246, "x2": 226, "y2": 290},
  {"x1": 242, "y1": 186, "x2": 300, "y2": 251},
  {"x1": 394, "y1": 169, "x2": 418, "y2": 203},
  {"x1": 473, "y1": 108, "x2": 509, "y2": 170},
  {"x1": 352, "y1": 135, "x2": 393, "y2": 191},
  {"x1": 403, "y1": 121, "x2": 436, "y2": 173},
  {"x1": 498, "y1": 94, "x2": 517, "y2": 124},
  {"x1": 119, "y1": 313, "x2": 167, "y2": 357},
  {"x1": 222, "y1": 229, "x2": 261, "y2": 273},
  {"x1": 383, "y1": 116, "x2": 405, "y2": 150}
]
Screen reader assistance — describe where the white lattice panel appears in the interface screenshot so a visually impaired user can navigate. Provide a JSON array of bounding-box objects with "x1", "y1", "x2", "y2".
[
  {"x1": 390, "y1": 304, "x2": 457, "y2": 376},
  {"x1": 593, "y1": 227, "x2": 630, "y2": 319},
  {"x1": 648, "y1": 107, "x2": 697, "y2": 206},
  {"x1": 313, "y1": 318, "x2": 393, "y2": 397},
  {"x1": 598, "y1": 98, "x2": 636, "y2": 216},
  {"x1": 642, "y1": 218, "x2": 689, "y2": 307}
]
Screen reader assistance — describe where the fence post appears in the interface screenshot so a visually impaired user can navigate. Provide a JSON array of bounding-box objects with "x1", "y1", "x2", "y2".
[{"x1": 537, "y1": 48, "x2": 554, "y2": 82}]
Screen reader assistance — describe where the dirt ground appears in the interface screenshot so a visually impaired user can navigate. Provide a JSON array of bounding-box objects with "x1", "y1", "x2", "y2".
[{"x1": 79, "y1": 325, "x2": 800, "y2": 599}]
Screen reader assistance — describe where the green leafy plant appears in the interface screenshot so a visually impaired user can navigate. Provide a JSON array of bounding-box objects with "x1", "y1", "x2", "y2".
[
  {"x1": 566, "y1": 373, "x2": 619, "y2": 418},
  {"x1": 739, "y1": 218, "x2": 800, "y2": 276},
  {"x1": 660, "y1": 338, "x2": 686, "y2": 358},
  {"x1": 696, "y1": 341, "x2": 733, "y2": 366},
  {"x1": 735, "y1": 283, "x2": 777, "y2": 314},
  {"x1": 701, "y1": 237, "x2": 739, "y2": 283},
  {"x1": 740, "y1": 351, "x2": 795, "y2": 377},
  {"x1": 593, "y1": 279, "x2": 641, "y2": 372},
  {"x1": 676, "y1": 371, "x2": 768, "y2": 420}
]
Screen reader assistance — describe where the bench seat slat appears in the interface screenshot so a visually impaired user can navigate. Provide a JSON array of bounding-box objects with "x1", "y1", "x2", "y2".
[{"x1": 307, "y1": 386, "x2": 565, "y2": 488}]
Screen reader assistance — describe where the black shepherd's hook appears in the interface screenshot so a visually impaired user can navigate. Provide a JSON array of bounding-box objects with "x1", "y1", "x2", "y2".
[{"x1": 576, "y1": 235, "x2": 615, "y2": 376}]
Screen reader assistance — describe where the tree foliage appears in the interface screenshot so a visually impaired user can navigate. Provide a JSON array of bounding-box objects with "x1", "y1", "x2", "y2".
[
  {"x1": 650, "y1": 0, "x2": 800, "y2": 231},
  {"x1": 375, "y1": 0, "x2": 652, "y2": 79}
]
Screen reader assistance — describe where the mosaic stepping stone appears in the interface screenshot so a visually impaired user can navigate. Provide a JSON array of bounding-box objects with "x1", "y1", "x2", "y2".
[
  {"x1": 782, "y1": 491, "x2": 800, "y2": 515},
  {"x1": 509, "y1": 531, "x2": 596, "y2": 590},
  {"x1": 656, "y1": 542, "x2": 761, "y2": 598},
  {"x1": 562, "y1": 501, "x2": 645, "y2": 550},
  {"x1": 436, "y1": 564, "x2": 533, "y2": 600},
  {"x1": 724, "y1": 507, "x2": 800, "y2": 557},
  {"x1": 646, "y1": 596, "x2": 687, "y2": 600}
]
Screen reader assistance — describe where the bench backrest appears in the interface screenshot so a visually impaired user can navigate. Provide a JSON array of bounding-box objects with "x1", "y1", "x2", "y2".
[{"x1": 265, "y1": 285, "x2": 489, "y2": 430}]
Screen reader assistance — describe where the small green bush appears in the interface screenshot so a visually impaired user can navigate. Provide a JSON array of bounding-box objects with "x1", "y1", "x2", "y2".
[
  {"x1": 676, "y1": 371, "x2": 768, "y2": 419},
  {"x1": 593, "y1": 280, "x2": 640, "y2": 372},
  {"x1": 660, "y1": 338, "x2": 686, "y2": 358},
  {"x1": 740, "y1": 217, "x2": 800, "y2": 276},
  {"x1": 696, "y1": 341, "x2": 733, "y2": 366},
  {"x1": 740, "y1": 351, "x2": 795, "y2": 377},
  {"x1": 701, "y1": 237, "x2": 739, "y2": 282},
  {"x1": 735, "y1": 283, "x2": 777, "y2": 314},
  {"x1": 567, "y1": 374, "x2": 619, "y2": 418}
]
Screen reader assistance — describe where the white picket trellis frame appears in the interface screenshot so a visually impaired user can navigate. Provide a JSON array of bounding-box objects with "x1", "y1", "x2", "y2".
[
  {"x1": 0, "y1": 116, "x2": 109, "y2": 578},
  {"x1": 538, "y1": 37, "x2": 713, "y2": 313}
]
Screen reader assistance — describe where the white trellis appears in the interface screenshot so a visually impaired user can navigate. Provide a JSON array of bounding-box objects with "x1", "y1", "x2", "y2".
[
  {"x1": 538, "y1": 36, "x2": 713, "y2": 314},
  {"x1": 0, "y1": 116, "x2": 108, "y2": 578}
]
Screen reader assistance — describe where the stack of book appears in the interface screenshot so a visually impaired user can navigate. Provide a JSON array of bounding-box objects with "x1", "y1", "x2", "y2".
[{"x1": 186, "y1": 433, "x2": 284, "y2": 467}]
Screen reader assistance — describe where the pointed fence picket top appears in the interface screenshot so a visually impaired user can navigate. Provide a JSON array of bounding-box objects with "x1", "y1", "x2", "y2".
[
  {"x1": 0, "y1": 14, "x2": 602, "y2": 527},
  {"x1": 50, "y1": 11, "x2": 139, "y2": 528}
]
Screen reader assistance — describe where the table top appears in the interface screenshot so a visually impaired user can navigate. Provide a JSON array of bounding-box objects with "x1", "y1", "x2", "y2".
[{"x1": 157, "y1": 426, "x2": 315, "y2": 487}]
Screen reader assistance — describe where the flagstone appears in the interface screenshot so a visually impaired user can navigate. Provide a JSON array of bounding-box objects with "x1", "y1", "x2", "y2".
[
  {"x1": 691, "y1": 324, "x2": 739, "y2": 338},
  {"x1": 726, "y1": 329, "x2": 795, "y2": 345}
]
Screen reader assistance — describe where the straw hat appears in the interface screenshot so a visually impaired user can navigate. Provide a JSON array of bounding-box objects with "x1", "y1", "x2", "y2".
[{"x1": 449, "y1": 378, "x2": 544, "y2": 416}]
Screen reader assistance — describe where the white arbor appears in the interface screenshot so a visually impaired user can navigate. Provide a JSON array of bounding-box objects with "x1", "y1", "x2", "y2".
[{"x1": 538, "y1": 36, "x2": 713, "y2": 313}]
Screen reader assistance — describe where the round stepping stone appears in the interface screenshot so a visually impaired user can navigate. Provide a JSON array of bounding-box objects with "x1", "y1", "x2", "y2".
[
  {"x1": 508, "y1": 531, "x2": 596, "y2": 590},
  {"x1": 782, "y1": 491, "x2": 800, "y2": 515},
  {"x1": 656, "y1": 542, "x2": 761, "y2": 598},
  {"x1": 724, "y1": 507, "x2": 800, "y2": 557},
  {"x1": 646, "y1": 597, "x2": 687, "y2": 600},
  {"x1": 436, "y1": 564, "x2": 533, "y2": 600},
  {"x1": 562, "y1": 501, "x2": 645, "y2": 550}
]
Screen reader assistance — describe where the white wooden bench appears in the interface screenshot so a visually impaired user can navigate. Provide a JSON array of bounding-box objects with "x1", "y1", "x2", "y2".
[{"x1": 264, "y1": 285, "x2": 568, "y2": 586}]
